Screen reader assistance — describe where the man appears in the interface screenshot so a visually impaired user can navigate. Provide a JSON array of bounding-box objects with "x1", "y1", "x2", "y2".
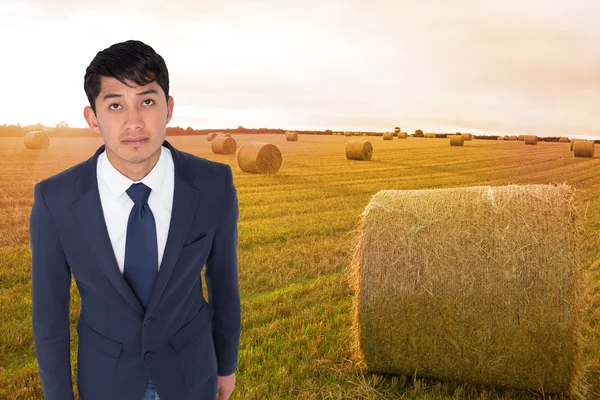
[{"x1": 29, "y1": 40, "x2": 241, "y2": 400}]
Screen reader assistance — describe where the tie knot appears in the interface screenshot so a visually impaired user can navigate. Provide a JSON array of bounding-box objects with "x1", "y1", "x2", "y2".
[{"x1": 126, "y1": 183, "x2": 152, "y2": 206}]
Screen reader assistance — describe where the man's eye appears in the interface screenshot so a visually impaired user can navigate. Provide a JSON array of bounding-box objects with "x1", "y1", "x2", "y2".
[
  {"x1": 143, "y1": 99, "x2": 154, "y2": 106},
  {"x1": 109, "y1": 104, "x2": 121, "y2": 110}
]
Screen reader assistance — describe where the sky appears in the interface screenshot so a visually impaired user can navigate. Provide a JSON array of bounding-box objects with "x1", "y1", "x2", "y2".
[{"x1": 0, "y1": 0, "x2": 598, "y2": 137}]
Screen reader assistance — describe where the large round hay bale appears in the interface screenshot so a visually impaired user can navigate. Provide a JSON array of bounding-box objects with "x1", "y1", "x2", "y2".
[
  {"x1": 573, "y1": 141, "x2": 594, "y2": 158},
  {"x1": 450, "y1": 135, "x2": 464, "y2": 146},
  {"x1": 383, "y1": 132, "x2": 393, "y2": 140},
  {"x1": 517, "y1": 135, "x2": 525, "y2": 141},
  {"x1": 398, "y1": 132, "x2": 408, "y2": 139},
  {"x1": 559, "y1": 137, "x2": 569, "y2": 143},
  {"x1": 211, "y1": 136, "x2": 237, "y2": 155},
  {"x1": 508, "y1": 136, "x2": 518, "y2": 141},
  {"x1": 524, "y1": 135, "x2": 538, "y2": 145},
  {"x1": 350, "y1": 184, "x2": 584, "y2": 396},
  {"x1": 24, "y1": 131, "x2": 50, "y2": 149},
  {"x1": 207, "y1": 132, "x2": 218, "y2": 141},
  {"x1": 462, "y1": 133, "x2": 472, "y2": 141},
  {"x1": 237, "y1": 142, "x2": 282, "y2": 174},
  {"x1": 285, "y1": 131, "x2": 298, "y2": 141},
  {"x1": 346, "y1": 140, "x2": 373, "y2": 161}
]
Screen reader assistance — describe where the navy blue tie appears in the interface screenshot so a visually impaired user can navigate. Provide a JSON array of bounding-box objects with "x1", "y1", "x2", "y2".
[{"x1": 123, "y1": 183, "x2": 158, "y2": 310}]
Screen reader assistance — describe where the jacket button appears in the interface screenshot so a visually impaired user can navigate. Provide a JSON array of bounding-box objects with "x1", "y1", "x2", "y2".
[
  {"x1": 144, "y1": 319, "x2": 151, "y2": 327},
  {"x1": 144, "y1": 351, "x2": 153, "y2": 359}
]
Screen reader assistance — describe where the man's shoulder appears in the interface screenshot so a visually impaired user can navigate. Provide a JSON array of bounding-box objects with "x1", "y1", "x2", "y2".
[
  {"x1": 36, "y1": 158, "x2": 88, "y2": 198},
  {"x1": 175, "y1": 148, "x2": 232, "y2": 182}
]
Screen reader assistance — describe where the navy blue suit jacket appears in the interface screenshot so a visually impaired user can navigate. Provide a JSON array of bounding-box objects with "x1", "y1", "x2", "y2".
[{"x1": 29, "y1": 140, "x2": 241, "y2": 400}]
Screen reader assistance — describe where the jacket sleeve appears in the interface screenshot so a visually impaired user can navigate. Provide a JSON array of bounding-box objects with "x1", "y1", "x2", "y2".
[
  {"x1": 204, "y1": 164, "x2": 241, "y2": 376},
  {"x1": 29, "y1": 182, "x2": 75, "y2": 400}
]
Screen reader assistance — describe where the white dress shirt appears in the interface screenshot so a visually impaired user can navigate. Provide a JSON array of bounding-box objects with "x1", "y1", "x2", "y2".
[{"x1": 96, "y1": 145, "x2": 174, "y2": 274}]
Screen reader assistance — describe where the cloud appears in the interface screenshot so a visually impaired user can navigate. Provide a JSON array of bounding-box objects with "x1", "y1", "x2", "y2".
[{"x1": 1, "y1": 0, "x2": 598, "y2": 135}]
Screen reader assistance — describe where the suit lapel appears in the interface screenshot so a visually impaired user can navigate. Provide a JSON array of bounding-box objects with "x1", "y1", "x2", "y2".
[
  {"x1": 145, "y1": 140, "x2": 200, "y2": 317},
  {"x1": 71, "y1": 145, "x2": 145, "y2": 316},
  {"x1": 70, "y1": 140, "x2": 200, "y2": 318}
]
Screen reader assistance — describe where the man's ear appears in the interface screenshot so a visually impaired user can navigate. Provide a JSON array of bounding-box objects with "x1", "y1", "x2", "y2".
[
  {"x1": 166, "y1": 96, "x2": 174, "y2": 125},
  {"x1": 83, "y1": 106, "x2": 102, "y2": 134}
]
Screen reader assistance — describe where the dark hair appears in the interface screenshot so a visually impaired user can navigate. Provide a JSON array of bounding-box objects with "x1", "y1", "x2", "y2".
[{"x1": 84, "y1": 40, "x2": 169, "y2": 113}]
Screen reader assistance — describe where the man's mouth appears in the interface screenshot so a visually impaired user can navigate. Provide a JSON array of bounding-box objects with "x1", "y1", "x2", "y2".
[{"x1": 123, "y1": 137, "x2": 149, "y2": 145}]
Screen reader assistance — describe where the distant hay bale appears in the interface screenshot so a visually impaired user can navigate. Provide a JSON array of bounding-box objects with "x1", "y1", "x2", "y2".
[
  {"x1": 24, "y1": 131, "x2": 50, "y2": 149},
  {"x1": 344, "y1": 131, "x2": 353, "y2": 137},
  {"x1": 424, "y1": 133, "x2": 436, "y2": 138},
  {"x1": 450, "y1": 135, "x2": 464, "y2": 146},
  {"x1": 525, "y1": 135, "x2": 538, "y2": 145},
  {"x1": 285, "y1": 131, "x2": 298, "y2": 141},
  {"x1": 497, "y1": 137, "x2": 504, "y2": 141},
  {"x1": 518, "y1": 135, "x2": 525, "y2": 141},
  {"x1": 353, "y1": 131, "x2": 362, "y2": 136},
  {"x1": 207, "y1": 132, "x2": 218, "y2": 141},
  {"x1": 237, "y1": 142, "x2": 282, "y2": 174},
  {"x1": 383, "y1": 132, "x2": 393, "y2": 140},
  {"x1": 350, "y1": 184, "x2": 585, "y2": 396},
  {"x1": 211, "y1": 136, "x2": 237, "y2": 155},
  {"x1": 570, "y1": 139, "x2": 584, "y2": 152},
  {"x1": 397, "y1": 132, "x2": 408, "y2": 139},
  {"x1": 462, "y1": 133, "x2": 473, "y2": 141},
  {"x1": 509, "y1": 136, "x2": 518, "y2": 141},
  {"x1": 559, "y1": 137, "x2": 569, "y2": 143},
  {"x1": 573, "y1": 141, "x2": 595, "y2": 158},
  {"x1": 346, "y1": 140, "x2": 373, "y2": 161}
]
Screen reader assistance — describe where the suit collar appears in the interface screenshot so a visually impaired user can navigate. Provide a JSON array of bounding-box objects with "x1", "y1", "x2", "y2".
[{"x1": 75, "y1": 139, "x2": 194, "y2": 198}]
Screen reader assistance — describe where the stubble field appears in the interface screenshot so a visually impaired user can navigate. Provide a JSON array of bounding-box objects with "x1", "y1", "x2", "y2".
[{"x1": 1, "y1": 134, "x2": 599, "y2": 399}]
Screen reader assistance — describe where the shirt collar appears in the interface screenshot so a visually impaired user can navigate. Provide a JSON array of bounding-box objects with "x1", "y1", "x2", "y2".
[{"x1": 99, "y1": 146, "x2": 168, "y2": 199}]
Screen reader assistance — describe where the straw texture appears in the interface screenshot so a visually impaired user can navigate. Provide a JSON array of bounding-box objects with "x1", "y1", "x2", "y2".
[
  {"x1": 573, "y1": 141, "x2": 595, "y2": 158},
  {"x1": 24, "y1": 131, "x2": 50, "y2": 149},
  {"x1": 450, "y1": 135, "x2": 464, "y2": 146},
  {"x1": 346, "y1": 140, "x2": 373, "y2": 161},
  {"x1": 211, "y1": 136, "x2": 237, "y2": 154},
  {"x1": 349, "y1": 184, "x2": 585, "y2": 397},
  {"x1": 237, "y1": 142, "x2": 282, "y2": 174}
]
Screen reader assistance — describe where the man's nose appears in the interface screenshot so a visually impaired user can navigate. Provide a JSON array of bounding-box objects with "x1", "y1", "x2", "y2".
[{"x1": 123, "y1": 107, "x2": 144, "y2": 131}]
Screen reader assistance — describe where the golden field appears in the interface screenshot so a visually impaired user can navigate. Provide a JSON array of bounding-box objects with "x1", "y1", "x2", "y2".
[{"x1": 0, "y1": 134, "x2": 599, "y2": 399}]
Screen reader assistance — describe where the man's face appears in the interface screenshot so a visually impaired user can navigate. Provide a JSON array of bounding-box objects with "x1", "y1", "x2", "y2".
[{"x1": 84, "y1": 76, "x2": 174, "y2": 169}]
